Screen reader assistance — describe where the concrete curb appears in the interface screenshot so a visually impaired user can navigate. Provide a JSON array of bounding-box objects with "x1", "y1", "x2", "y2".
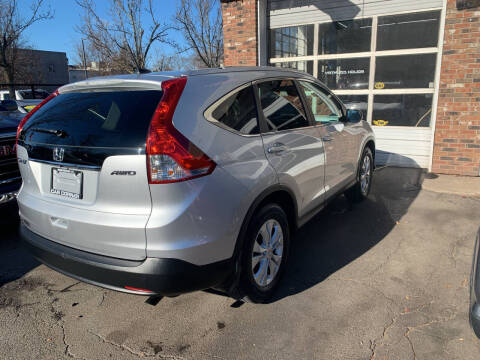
[{"x1": 422, "y1": 174, "x2": 480, "y2": 197}]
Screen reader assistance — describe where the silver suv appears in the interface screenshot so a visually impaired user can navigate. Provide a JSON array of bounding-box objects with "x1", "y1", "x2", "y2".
[{"x1": 17, "y1": 68, "x2": 375, "y2": 302}]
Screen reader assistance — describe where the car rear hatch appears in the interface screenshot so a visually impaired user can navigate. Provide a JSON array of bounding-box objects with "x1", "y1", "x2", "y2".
[{"x1": 16, "y1": 78, "x2": 167, "y2": 260}]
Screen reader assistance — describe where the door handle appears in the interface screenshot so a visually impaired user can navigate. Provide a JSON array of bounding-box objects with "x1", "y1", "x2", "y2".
[
  {"x1": 322, "y1": 135, "x2": 333, "y2": 142},
  {"x1": 267, "y1": 143, "x2": 287, "y2": 154}
]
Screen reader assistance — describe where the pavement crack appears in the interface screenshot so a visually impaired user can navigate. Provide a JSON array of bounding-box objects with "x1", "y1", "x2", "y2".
[
  {"x1": 61, "y1": 322, "x2": 86, "y2": 360},
  {"x1": 368, "y1": 231, "x2": 407, "y2": 276},
  {"x1": 46, "y1": 281, "x2": 82, "y2": 294},
  {"x1": 61, "y1": 281, "x2": 82, "y2": 293},
  {"x1": 98, "y1": 292, "x2": 106, "y2": 307},
  {"x1": 450, "y1": 240, "x2": 459, "y2": 268},
  {"x1": 88, "y1": 330, "x2": 185, "y2": 359},
  {"x1": 335, "y1": 278, "x2": 399, "y2": 310},
  {"x1": 404, "y1": 327, "x2": 416, "y2": 359},
  {"x1": 369, "y1": 316, "x2": 396, "y2": 359},
  {"x1": 369, "y1": 303, "x2": 458, "y2": 359}
]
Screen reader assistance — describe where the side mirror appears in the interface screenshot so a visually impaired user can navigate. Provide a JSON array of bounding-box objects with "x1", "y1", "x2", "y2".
[
  {"x1": 0, "y1": 100, "x2": 18, "y2": 112},
  {"x1": 346, "y1": 109, "x2": 363, "y2": 123}
]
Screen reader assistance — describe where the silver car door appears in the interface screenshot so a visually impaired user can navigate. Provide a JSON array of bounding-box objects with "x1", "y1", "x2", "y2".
[
  {"x1": 256, "y1": 79, "x2": 326, "y2": 217},
  {"x1": 297, "y1": 81, "x2": 357, "y2": 199}
]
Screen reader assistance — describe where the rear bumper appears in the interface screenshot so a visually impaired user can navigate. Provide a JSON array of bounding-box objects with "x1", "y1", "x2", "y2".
[{"x1": 20, "y1": 224, "x2": 233, "y2": 296}]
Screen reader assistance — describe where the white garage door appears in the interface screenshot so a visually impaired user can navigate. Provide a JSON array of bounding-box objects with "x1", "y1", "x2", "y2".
[{"x1": 267, "y1": 0, "x2": 446, "y2": 169}]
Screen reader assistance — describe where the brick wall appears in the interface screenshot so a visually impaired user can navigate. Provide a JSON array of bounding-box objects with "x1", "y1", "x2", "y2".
[
  {"x1": 221, "y1": 0, "x2": 258, "y2": 66},
  {"x1": 432, "y1": 0, "x2": 480, "y2": 176}
]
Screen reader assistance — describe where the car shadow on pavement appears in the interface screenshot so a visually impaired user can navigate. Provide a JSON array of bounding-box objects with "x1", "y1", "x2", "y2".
[
  {"x1": 269, "y1": 166, "x2": 426, "y2": 303},
  {"x1": 0, "y1": 207, "x2": 40, "y2": 288},
  {"x1": 0, "y1": 167, "x2": 426, "y2": 305}
]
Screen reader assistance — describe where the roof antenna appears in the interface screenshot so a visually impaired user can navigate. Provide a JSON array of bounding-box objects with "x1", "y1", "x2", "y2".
[{"x1": 137, "y1": 68, "x2": 151, "y2": 74}]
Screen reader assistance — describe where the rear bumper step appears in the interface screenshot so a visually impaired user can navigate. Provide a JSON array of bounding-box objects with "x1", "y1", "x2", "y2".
[{"x1": 20, "y1": 224, "x2": 232, "y2": 296}]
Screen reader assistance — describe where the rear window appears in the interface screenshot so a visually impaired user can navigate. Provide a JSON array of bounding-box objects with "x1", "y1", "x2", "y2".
[
  {"x1": 211, "y1": 86, "x2": 259, "y2": 135},
  {"x1": 21, "y1": 90, "x2": 163, "y2": 148}
]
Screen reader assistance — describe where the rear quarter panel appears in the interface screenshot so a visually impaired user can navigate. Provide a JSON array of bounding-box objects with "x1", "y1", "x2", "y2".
[{"x1": 144, "y1": 73, "x2": 280, "y2": 265}]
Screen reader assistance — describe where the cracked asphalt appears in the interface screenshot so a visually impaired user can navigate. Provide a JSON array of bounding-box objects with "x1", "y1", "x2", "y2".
[{"x1": 1, "y1": 167, "x2": 480, "y2": 359}]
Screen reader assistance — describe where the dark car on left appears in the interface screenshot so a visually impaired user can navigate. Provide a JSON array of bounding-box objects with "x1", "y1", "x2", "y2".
[{"x1": 0, "y1": 99, "x2": 23, "y2": 215}]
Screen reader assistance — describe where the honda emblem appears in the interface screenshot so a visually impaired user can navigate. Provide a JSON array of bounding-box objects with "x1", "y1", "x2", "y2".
[{"x1": 53, "y1": 147, "x2": 64, "y2": 162}]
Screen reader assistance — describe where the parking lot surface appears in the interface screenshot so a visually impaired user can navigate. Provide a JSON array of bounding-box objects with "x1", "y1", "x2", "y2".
[{"x1": 1, "y1": 167, "x2": 480, "y2": 359}]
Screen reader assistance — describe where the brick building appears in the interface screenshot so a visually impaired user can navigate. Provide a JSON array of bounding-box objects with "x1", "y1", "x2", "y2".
[{"x1": 220, "y1": 0, "x2": 480, "y2": 176}]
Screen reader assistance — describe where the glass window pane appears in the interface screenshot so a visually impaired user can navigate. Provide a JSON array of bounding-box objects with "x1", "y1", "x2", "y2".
[
  {"x1": 338, "y1": 95, "x2": 368, "y2": 122},
  {"x1": 22, "y1": 91, "x2": 164, "y2": 147},
  {"x1": 375, "y1": 54, "x2": 436, "y2": 89},
  {"x1": 299, "y1": 81, "x2": 341, "y2": 124},
  {"x1": 274, "y1": 61, "x2": 314, "y2": 76},
  {"x1": 270, "y1": 25, "x2": 314, "y2": 58},
  {"x1": 372, "y1": 94, "x2": 433, "y2": 127},
  {"x1": 318, "y1": 18, "x2": 372, "y2": 55},
  {"x1": 211, "y1": 86, "x2": 259, "y2": 135},
  {"x1": 257, "y1": 80, "x2": 309, "y2": 131},
  {"x1": 318, "y1": 58, "x2": 370, "y2": 90},
  {"x1": 377, "y1": 11, "x2": 441, "y2": 51}
]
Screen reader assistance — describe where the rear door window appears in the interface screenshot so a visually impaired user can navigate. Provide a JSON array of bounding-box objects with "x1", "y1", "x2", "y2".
[
  {"x1": 298, "y1": 81, "x2": 342, "y2": 124},
  {"x1": 257, "y1": 79, "x2": 310, "y2": 132},
  {"x1": 21, "y1": 90, "x2": 163, "y2": 148},
  {"x1": 210, "y1": 86, "x2": 259, "y2": 135}
]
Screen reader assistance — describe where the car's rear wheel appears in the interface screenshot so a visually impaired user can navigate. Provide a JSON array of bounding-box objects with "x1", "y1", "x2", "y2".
[
  {"x1": 345, "y1": 147, "x2": 373, "y2": 203},
  {"x1": 238, "y1": 204, "x2": 290, "y2": 303}
]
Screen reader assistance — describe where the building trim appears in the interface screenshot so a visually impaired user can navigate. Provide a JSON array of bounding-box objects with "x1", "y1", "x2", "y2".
[{"x1": 428, "y1": 0, "x2": 448, "y2": 171}]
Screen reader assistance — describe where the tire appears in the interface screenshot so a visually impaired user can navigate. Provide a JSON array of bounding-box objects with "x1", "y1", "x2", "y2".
[
  {"x1": 345, "y1": 147, "x2": 373, "y2": 203},
  {"x1": 238, "y1": 203, "x2": 290, "y2": 303}
]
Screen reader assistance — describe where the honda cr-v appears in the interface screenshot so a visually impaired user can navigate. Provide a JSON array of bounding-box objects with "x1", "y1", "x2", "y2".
[{"x1": 17, "y1": 68, "x2": 375, "y2": 302}]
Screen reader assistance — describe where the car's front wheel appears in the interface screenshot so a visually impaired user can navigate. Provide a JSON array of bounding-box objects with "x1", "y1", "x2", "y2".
[
  {"x1": 238, "y1": 203, "x2": 290, "y2": 303},
  {"x1": 345, "y1": 147, "x2": 373, "y2": 203}
]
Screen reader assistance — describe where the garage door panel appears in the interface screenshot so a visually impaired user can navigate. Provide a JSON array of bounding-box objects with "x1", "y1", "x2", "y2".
[
  {"x1": 376, "y1": 140, "x2": 432, "y2": 155},
  {"x1": 373, "y1": 127, "x2": 432, "y2": 168},
  {"x1": 373, "y1": 128, "x2": 432, "y2": 142},
  {"x1": 375, "y1": 151, "x2": 429, "y2": 168},
  {"x1": 269, "y1": 0, "x2": 443, "y2": 27}
]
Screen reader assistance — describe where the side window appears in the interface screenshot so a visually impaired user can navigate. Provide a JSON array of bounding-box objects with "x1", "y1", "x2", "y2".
[
  {"x1": 210, "y1": 86, "x2": 260, "y2": 135},
  {"x1": 257, "y1": 79, "x2": 310, "y2": 132},
  {"x1": 299, "y1": 81, "x2": 342, "y2": 125}
]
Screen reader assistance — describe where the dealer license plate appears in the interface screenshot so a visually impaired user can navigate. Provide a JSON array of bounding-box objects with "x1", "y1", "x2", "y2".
[{"x1": 50, "y1": 168, "x2": 83, "y2": 199}]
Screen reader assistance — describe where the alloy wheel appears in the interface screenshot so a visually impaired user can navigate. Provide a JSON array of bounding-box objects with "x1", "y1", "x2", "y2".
[
  {"x1": 360, "y1": 155, "x2": 371, "y2": 195},
  {"x1": 251, "y1": 219, "x2": 284, "y2": 287}
]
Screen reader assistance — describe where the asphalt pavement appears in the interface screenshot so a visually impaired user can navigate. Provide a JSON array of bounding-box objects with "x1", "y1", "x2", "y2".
[{"x1": 1, "y1": 167, "x2": 480, "y2": 359}]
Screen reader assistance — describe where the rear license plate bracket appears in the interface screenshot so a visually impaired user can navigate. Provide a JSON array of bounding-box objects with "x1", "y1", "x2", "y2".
[{"x1": 50, "y1": 167, "x2": 83, "y2": 199}]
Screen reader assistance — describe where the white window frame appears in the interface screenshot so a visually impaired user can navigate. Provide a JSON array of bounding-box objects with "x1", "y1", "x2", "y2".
[{"x1": 268, "y1": 7, "x2": 444, "y2": 128}]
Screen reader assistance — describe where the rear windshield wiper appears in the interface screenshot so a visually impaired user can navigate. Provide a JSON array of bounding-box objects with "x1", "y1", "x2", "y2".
[{"x1": 31, "y1": 128, "x2": 69, "y2": 138}]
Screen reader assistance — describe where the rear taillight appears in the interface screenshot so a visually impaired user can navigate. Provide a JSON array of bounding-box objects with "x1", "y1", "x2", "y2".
[
  {"x1": 146, "y1": 77, "x2": 216, "y2": 184},
  {"x1": 16, "y1": 90, "x2": 59, "y2": 146}
]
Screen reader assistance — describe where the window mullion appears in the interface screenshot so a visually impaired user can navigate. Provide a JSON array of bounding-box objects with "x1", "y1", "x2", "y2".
[
  {"x1": 367, "y1": 16, "x2": 378, "y2": 125},
  {"x1": 313, "y1": 23, "x2": 319, "y2": 78}
]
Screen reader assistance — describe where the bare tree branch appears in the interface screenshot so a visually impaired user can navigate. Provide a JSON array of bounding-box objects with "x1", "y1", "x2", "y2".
[
  {"x1": 0, "y1": 0, "x2": 53, "y2": 97},
  {"x1": 174, "y1": 0, "x2": 223, "y2": 68},
  {"x1": 76, "y1": 0, "x2": 171, "y2": 73}
]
